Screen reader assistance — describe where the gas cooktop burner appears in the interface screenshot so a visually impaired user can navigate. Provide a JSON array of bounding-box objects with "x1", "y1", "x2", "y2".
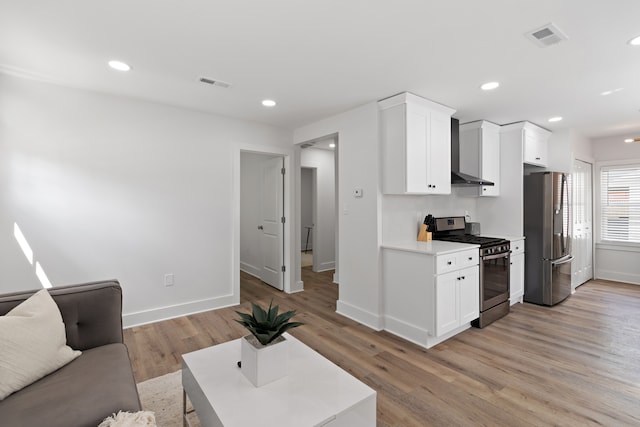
[{"x1": 433, "y1": 234, "x2": 506, "y2": 247}]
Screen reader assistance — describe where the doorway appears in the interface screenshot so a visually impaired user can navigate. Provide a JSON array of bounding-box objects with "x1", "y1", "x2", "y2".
[
  {"x1": 301, "y1": 167, "x2": 315, "y2": 268},
  {"x1": 571, "y1": 159, "x2": 594, "y2": 289},
  {"x1": 240, "y1": 152, "x2": 285, "y2": 291},
  {"x1": 298, "y1": 136, "x2": 337, "y2": 278}
]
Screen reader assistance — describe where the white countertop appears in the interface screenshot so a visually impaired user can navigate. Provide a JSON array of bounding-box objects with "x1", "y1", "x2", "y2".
[{"x1": 381, "y1": 240, "x2": 479, "y2": 255}]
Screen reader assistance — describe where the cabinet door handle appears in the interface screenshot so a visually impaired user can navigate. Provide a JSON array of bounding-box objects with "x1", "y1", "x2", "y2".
[
  {"x1": 510, "y1": 262, "x2": 513, "y2": 265},
  {"x1": 447, "y1": 261, "x2": 452, "y2": 265},
  {"x1": 535, "y1": 157, "x2": 541, "y2": 160},
  {"x1": 461, "y1": 276, "x2": 465, "y2": 280},
  {"x1": 468, "y1": 257, "x2": 473, "y2": 261},
  {"x1": 483, "y1": 188, "x2": 487, "y2": 191},
  {"x1": 515, "y1": 246, "x2": 519, "y2": 250}
]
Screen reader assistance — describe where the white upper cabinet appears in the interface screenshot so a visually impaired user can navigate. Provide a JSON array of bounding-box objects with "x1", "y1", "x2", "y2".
[
  {"x1": 459, "y1": 120, "x2": 501, "y2": 196},
  {"x1": 523, "y1": 126, "x2": 549, "y2": 166},
  {"x1": 500, "y1": 121, "x2": 550, "y2": 167},
  {"x1": 379, "y1": 92, "x2": 456, "y2": 195}
]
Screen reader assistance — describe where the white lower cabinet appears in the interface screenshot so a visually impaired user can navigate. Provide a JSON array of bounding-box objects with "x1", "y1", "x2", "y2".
[
  {"x1": 510, "y1": 238, "x2": 525, "y2": 304},
  {"x1": 382, "y1": 246, "x2": 479, "y2": 349},
  {"x1": 436, "y1": 266, "x2": 479, "y2": 336}
]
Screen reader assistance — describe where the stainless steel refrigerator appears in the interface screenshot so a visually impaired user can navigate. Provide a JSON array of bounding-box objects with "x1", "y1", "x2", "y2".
[{"x1": 524, "y1": 172, "x2": 573, "y2": 305}]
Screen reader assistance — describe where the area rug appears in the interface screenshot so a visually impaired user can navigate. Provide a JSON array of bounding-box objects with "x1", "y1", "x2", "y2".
[{"x1": 137, "y1": 371, "x2": 200, "y2": 427}]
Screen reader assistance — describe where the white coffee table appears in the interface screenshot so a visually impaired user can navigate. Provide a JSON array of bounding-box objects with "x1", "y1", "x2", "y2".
[{"x1": 182, "y1": 333, "x2": 376, "y2": 427}]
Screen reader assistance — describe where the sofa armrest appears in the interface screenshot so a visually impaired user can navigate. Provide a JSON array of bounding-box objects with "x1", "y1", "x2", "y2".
[{"x1": 0, "y1": 280, "x2": 124, "y2": 351}]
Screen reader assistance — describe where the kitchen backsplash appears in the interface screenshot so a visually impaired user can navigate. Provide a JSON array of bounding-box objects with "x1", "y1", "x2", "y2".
[{"x1": 381, "y1": 192, "x2": 478, "y2": 242}]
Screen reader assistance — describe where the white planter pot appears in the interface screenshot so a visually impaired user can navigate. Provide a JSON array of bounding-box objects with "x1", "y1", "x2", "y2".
[{"x1": 240, "y1": 335, "x2": 288, "y2": 387}]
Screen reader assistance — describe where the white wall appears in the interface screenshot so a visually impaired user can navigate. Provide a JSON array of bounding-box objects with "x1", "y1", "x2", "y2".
[
  {"x1": 592, "y1": 135, "x2": 640, "y2": 285},
  {"x1": 301, "y1": 147, "x2": 335, "y2": 271},
  {"x1": 0, "y1": 74, "x2": 292, "y2": 325},
  {"x1": 294, "y1": 103, "x2": 382, "y2": 329},
  {"x1": 546, "y1": 128, "x2": 594, "y2": 172},
  {"x1": 593, "y1": 135, "x2": 640, "y2": 161}
]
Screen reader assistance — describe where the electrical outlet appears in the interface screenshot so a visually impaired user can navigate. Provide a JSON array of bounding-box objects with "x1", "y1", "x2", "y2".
[{"x1": 164, "y1": 273, "x2": 175, "y2": 287}]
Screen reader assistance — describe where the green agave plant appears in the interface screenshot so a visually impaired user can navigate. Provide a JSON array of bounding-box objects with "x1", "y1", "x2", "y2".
[{"x1": 235, "y1": 301, "x2": 304, "y2": 346}]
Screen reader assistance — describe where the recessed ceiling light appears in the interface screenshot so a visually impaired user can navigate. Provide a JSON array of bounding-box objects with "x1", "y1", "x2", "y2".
[
  {"x1": 261, "y1": 99, "x2": 276, "y2": 107},
  {"x1": 624, "y1": 138, "x2": 634, "y2": 143},
  {"x1": 548, "y1": 116, "x2": 563, "y2": 122},
  {"x1": 329, "y1": 143, "x2": 336, "y2": 148},
  {"x1": 480, "y1": 82, "x2": 500, "y2": 91},
  {"x1": 601, "y1": 88, "x2": 623, "y2": 96},
  {"x1": 628, "y1": 35, "x2": 640, "y2": 46},
  {"x1": 108, "y1": 60, "x2": 131, "y2": 71}
]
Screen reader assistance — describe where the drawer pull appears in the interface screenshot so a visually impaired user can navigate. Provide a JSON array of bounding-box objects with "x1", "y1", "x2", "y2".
[{"x1": 468, "y1": 257, "x2": 472, "y2": 261}]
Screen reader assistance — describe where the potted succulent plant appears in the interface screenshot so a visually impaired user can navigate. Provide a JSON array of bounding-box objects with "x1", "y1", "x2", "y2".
[{"x1": 235, "y1": 301, "x2": 303, "y2": 387}]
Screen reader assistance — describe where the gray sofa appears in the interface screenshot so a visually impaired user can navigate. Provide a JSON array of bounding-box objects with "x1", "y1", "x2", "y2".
[{"x1": 0, "y1": 280, "x2": 141, "y2": 427}]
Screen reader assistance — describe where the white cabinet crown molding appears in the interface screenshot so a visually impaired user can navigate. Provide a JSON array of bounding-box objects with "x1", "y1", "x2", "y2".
[
  {"x1": 499, "y1": 121, "x2": 551, "y2": 136},
  {"x1": 459, "y1": 120, "x2": 501, "y2": 132},
  {"x1": 378, "y1": 92, "x2": 456, "y2": 116}
]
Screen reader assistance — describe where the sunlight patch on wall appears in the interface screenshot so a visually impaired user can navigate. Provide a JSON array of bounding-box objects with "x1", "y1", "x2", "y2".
[
  {"x1": 14, "y1": 222, "x2": 53, "y2": 289},
  {"x1": 35, "y1": 262, "x2": 52, "y2": 289},
  {"x1": 13, "y1": 222, "x2": 33, "y2": 264}
]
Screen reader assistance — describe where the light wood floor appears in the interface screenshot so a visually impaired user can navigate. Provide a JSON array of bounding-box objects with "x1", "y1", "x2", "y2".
[{"x1": 124, "y1": 270, "x2": 640, "y2": 426}]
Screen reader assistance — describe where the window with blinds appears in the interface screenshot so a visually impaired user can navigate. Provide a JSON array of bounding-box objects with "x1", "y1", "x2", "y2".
[{"x1": 600, "y1": 164, "x2": 640, "y2": 243}]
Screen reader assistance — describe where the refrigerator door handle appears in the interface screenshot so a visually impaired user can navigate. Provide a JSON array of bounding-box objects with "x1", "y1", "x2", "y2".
[
  {"x1": 550, "y1": 255, "x2": 574, "y2": 265},
  {"x1": 560, "y1": 173, "x2": 567, "y2": 255}
]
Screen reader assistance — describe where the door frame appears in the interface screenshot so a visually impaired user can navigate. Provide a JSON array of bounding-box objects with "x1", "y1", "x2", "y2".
[
  {"x1": 233, "y1": 145, "x2": 298, "y2": 306},
  {"x1": 295, "y1": 133, "x2": 340, "y2": 287}
]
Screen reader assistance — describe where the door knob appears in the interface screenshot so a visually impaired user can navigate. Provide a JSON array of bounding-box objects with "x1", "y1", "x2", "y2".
[{"x1": 258, "y1": 225, "x2": 264, "y2": 230}]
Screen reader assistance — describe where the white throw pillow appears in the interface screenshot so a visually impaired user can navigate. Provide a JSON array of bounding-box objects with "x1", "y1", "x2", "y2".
[{"x1": 0, "y1": 289, "x2": 81, "y2": 400}]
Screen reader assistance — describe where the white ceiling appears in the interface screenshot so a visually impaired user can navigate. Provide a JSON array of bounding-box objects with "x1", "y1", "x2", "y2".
[{"x1": 2, "y1": 1, "x2": 640, "y2": 139}]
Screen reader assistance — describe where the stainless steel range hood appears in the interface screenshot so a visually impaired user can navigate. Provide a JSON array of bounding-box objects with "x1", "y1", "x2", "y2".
[
  {"x1": 450, "y1": 118, "x2": 494, "y2": 186},
  {"x1": 451, "y1": 170, "x2": 495, "y2": 186}
]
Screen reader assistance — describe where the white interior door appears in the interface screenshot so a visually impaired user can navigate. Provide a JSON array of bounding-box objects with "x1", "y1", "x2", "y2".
[
  {"x1": 259, "y1": 156, "x2": 284, "y2": 290},
  {"x1": 572, "y1": 159, "x2": 593, "y2": 289}
]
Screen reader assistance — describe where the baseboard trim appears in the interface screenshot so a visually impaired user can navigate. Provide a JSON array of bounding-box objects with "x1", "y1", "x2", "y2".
[
  {"x1": 240, "y1": 262, "x2": 261, "y2": 278},
  {"x1": 383, "y1": 315, "x2": 429, "y2": 346},
  {"x1": 290, "y1": 280, "x2": 304, "y2": 293},
  {"x1": 316, "y1": 261, "x2": 335, "y2": 271},
  {"x1": 123, "y1": 294, "x2": 237, "y2": 328},
  {"x1": 595, "y1": 269, "x2": 640, "y2": 285},
  {"x1": 336, "y1": 300, "x2": 383, "y2": 331}
]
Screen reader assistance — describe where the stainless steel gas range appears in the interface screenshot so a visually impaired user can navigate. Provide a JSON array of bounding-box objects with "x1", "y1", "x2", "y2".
[{"x1": 432, "y1": 216, "x2": 510, "y2": 328}]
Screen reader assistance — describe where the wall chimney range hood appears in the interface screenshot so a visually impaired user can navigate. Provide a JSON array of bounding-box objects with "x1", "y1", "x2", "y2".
[
  {"x1": 450, "y1": 118, "x2": 494, "y2": 186},
  {"x1": 451, "y1": 170, "x2": 495, "y2": 186}
]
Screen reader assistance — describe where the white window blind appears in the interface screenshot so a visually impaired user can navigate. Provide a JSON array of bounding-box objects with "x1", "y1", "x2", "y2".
[{"x1": 600, "y1": 164, "x2": 640, "y2": 243}]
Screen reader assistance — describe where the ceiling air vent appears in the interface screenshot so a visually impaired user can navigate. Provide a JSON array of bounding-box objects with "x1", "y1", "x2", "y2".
[
  {"x1": 199, "y1": 77, "x2": 232, "y2": 88},
  {"x1": 525, "y1": 22, "x2": 568, "y2": 47}
]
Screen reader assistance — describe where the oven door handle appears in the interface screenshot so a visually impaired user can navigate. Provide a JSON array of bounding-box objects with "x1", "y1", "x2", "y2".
[{"x1": 483, "y1": 252, "x2": 510, "y2": 261}]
